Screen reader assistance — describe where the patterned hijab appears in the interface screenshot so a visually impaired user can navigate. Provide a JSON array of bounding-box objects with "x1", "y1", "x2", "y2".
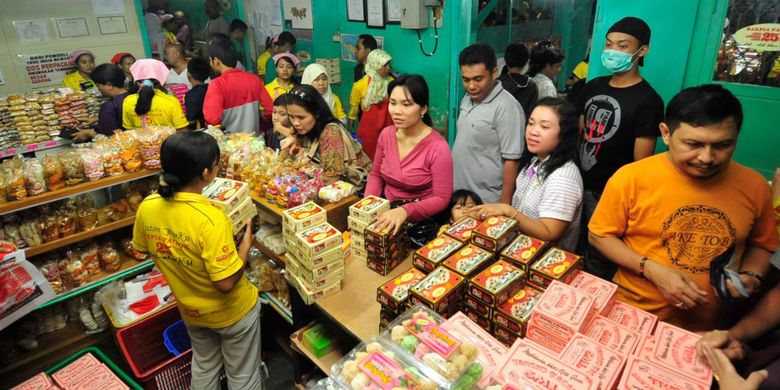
[
  {"x1": 301, "y1": 63, "x2": 335, "y2": 112},
  {"x1": 363, "y1": 49, "x2": 392, "y2": 108}
]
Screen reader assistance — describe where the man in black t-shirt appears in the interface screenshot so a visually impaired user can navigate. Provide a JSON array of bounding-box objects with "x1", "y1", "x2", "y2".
[
  {"x1": 498, "y1": 42, "x2": 538, "y2": 116},
  {"x1": 577, "y1": 17, "x2": 664, "y2": 280}
]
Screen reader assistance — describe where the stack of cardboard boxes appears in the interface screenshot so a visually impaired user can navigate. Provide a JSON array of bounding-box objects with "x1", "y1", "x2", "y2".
[
  {"x1": 347, "y1": 196, "x2": 389, "y2": 261},
  {"x1": 364, "y1": 221, "x2": 409, "y2": 275},
  {"x1": 376, "y1": 267, "x2": 427, "y2": 329},
  {"x1": 202, "y1": 178, "x2": 257, "y2": 236}
]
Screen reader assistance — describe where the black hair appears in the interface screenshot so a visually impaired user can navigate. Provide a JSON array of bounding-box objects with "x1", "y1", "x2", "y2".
[
  {"x1": 438, "y1": 190, "x2": 484, "y2": 225},
  {"x1": 118, "y1": 54, "x2": 135, "y2": 65},
  {"x1": 528, "y1": 44, "x2": 565, "y2": 77},
  {"x1": 91, "y1": 64, "x2": 126, "y2": 88},
  {"x1": 135, "y1": 80, "x2": 167, "y2": 116},
  {"x1": 265, "y1": 31, "x2": 297, "y2": 51},
  {"x1": 230, "y1": 19, "x2": 248, "y2": 32},
  {"x1": 206, "y1": 33, "x2": 238, "y2": 68},
  {"x1": 275, "y1": 55, "x2": 296, "y2": 69},
  {"x1": 459, "y1": 43, "x2": 497, "y2": 71},
  {"x1": 187, "y1": 57, "x2": 211, "y2": 82},
  {"x1": 358, "y1": 34, "x2": 378, "y2": 51},
  {"x1": 518, "y1": 97, "x2": 581, "y2": 180},
  {"x1": 284, "y1": 84, "x2": 339, "y2": 141},
  {"x1": 387, "y1": 74, "x2": 433, "y2": 127},
  {"x1": 274, "y1": 93, "x2": 289, "y2": 106},
  {"x1": 504, "y1": 43, "x2": 530, "y2": 69},
  {"x1": 665, "y1": 84, "x2": 743, "y2": 133},
  {"x1": 158, "y1": 131, "x2": 221, "y2": 198}
]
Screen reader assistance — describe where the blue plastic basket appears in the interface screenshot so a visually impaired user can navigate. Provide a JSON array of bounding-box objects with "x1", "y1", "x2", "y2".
[{"x1": 163, "y1": 320, "x2": 191, "y2": 356}]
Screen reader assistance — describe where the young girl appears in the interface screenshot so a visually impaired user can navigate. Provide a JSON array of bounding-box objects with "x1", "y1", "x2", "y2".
[
  {"x1": 438, "y1": 190, "x2": 483, "y2": 235},
  {"x1": 471, "y1": 97, "x2": 583, "y2": 252},
  {"x1": 301, "y1": 63, "x2": 346, "y2": 123},
  {"x1": 270, "y1": 94, "x2": 293, "y2": 149},
  {"x1": 122, "y1": 59, "x2": 188, "y2": 130},
  {"x1": 528, "y1": 43, "x2": 565, "y2": 99},
  {"x1": 132, "y1": 131, "x2": 262, "y2": 389},
  {"x1": 348, "y1": 49, "x2": 395, "y2": 159},
  {"x1": 111, "y1": 52, "x2": 136, "y2": 87},
  {"x1": 62, "y1": 50, "x2": 96, "y2": 92},
  {"x1": 258, "y1": 31, "x2": 297, "y2": 82},
  {"x1": 265, "y1": 54, "x2": 299, "y2": 99}
]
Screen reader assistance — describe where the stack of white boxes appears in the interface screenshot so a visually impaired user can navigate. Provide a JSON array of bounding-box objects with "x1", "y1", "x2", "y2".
[
  {"x1": 347, "y1": 196, "x2": 390, "y2": 261},
  {"x1": 202, "y1": 178, "x2": 257, "y2": 236},
  {"x1": 282, "y1": 202, "x2": 345, "y2": 304}
]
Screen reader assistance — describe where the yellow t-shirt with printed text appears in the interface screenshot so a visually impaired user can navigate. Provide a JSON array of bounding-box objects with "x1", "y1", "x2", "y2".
[
  {"x1": 123, "y1": 89, "x2": 189, "y2": 129},
  {"x1": 132, "y1": 192, "x2": 258, "y2": 328}
]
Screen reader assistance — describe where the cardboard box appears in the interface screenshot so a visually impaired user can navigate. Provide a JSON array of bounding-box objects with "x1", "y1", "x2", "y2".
[
  {"x1": 295, "y1": 223, "x2": 343, "y2": 259},
  {"x1": 618, "y1": 357, "x2": 709, "y2": 390},
  {"x1": 525, "y1": 318, "x2": 571, "y2": 354},
  {"x1": 52, "y1": 352, "x2": 100, "y2": 387},
  {"x1": 367, "y1": 244, "x2": 407, "y2": 266},
  {"x1": 347, "y1": 216, "x2": 370, "y2": 235},
  {"x1": 529, "y1": 248, "x2": 581, "y2": 288},
  {"x1": 464, "y1": 294, "x2": 493, "y2": 319},
  {"x1": 228, "y1": 197, "x2": 258, "y2": 235},
  {"x1": 529, "y1": 281, "x2": 595, "y2": 349},
  {"x1": 634, "y1": 334, "x2": 655, "y2": 360},
  {"x1": 463, "y1": 307, "x2": 492, "y2": 332},
  {"x1": 584, "y1": 316, "x2": 641, "y2": 357},
  {"x1": 409, "y1": 266, "x2": 464, "y2": 314},
  {"x1": 352, "y1": 246, "x2": 368, "y2": 259},
  {"x1": 496, "y1": 339, "x2": 596, "y2": 390},
  {"x1": 472, "y1": 216, "x2": 519, "y2": 252},
  {"x1": 443, "y1": 311, "x2": 509, "y2": 389},
  {"x1": 351, "y1": 231, "x2": 365, "y2": 249},
  {"x1": 289, "y1": 271, "x2": 342, "y2": 305},
  {"x1": 568, "y1": 270, "x2": 618, "y2": 317},
  {"x1": 348, "y1": 195, "x2": 390, "y2": 224},
  {"x1": 605, "y1": 301, "x2": 658, "y2": 335},
  {"x1": 365, "y1": 238, "x2": 404, "y2": 257},
  {"x1": 500, "y1": 234, "x2": 547, "y2": 272},
  {"x1": 443, "y1": 216, "x2": 480, "y2": 243},
  {"x1": 379, "y1": 308, "x2": 396, "y2": 331},
  {"x1": 365, "y1": 221, "x2": 406, "y2": 246},
  {"x1": 441, "y1": 244, "x2": 494, "y2": 278},
  {"x1": 650, "y1": 322, "x2": 713, "y2": 385},
  {"x1": 202, "y1": 177, "x2": 250, "y2": 214},
  {"x1": 295, "y1": 266, "x2": 344, "y2": 292},
  {"x1": 412, "y1": 235, "x2": 463, "y2": 272},
  {"x1": 296, "y1": 245, "x2": 343, "y2": 270},
  {"x1": 288, "y1": 254, "x2": 345, "y2": 285},
  {"x1": 367, "y1": 256, "x2": 403, "y2": 275},
  {"x1": 377, "y1": 267, "x2": 427, "y2": 312},
  {"x1": 492, "y1": 323, "x2": 520, "y2": 346},
  {"x1": 469, "y1": 260, "x2": 525, "y2": 306},
  {"x1": 10, "y1": 372, "x2": 53, "y2": 390},
  {"x1": 493, "y1": 285, "x2": 543, "y2": 335},
  {"x1": 560, "y1": 334, "x2": 627, "y2": 390},
  {"x1": 281, "y1": 201, "x2": 327, "y2": 233}
]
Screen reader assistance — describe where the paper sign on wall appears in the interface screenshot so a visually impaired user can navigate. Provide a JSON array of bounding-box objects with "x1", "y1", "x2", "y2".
[
  {"x1": 317, "y1": 58, "x2": 341, "y2": 85},
  {"x1": 19, "y1": 52, "x2": 75, "y2": 87},
  {"x1": 91, "y1": 0, "x2": 125, "y2": 16},
  {"x1": 0, "y1": 250, "x2": 56, "y2": 331},
  {"x1": 55, "y1": 18, "x2": 90, "y2": 39},
  {"x1": 97, "y1": 16, "x2": 127, "y2": 35},
  {"x1": 285, "y1": 0, "x2": 313, "y2": 30},
  {"x1": 14, "y1": 20, "x2": 51, "y2": 44}
]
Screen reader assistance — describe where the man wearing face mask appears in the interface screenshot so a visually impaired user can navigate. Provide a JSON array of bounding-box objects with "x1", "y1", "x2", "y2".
[{"x1": 576, "y1": 16, "x2": 664, "y2": 280}]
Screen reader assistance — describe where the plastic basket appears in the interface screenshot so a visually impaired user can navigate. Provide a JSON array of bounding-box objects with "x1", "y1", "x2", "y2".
[
  {"x1": 163, "y1": 319, "x2": 192, "y2": 356},
  {"x1": 103, "y1": 301, "x2": 175, "y2": 329},
  {"x1": 45, "y1": 346, "x2": 143, "y2": 390}
]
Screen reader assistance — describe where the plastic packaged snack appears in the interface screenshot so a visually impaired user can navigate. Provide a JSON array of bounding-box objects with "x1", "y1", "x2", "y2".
[
  {"x1": 40, "y1": 213, "x2": 61, "y2": 242},
  {"x1": 4, "y1": 158, "x2": 28, "y2": 201},
  {"x1": 66, "y1": 255, "x2": 89, "y2": 287},
  {"x1": 99, "y1": 244, "x2": 121, "y2": 272},
  {"x1": 77, "y1": 207, "x2": 99, "y2": 231},
  {"x1": 42, "y1": 155, "x2": 65, "y2": 191},
  {"x1": 331, "y1": 337, "x2": 438, "y2": 389},
  {"x1": 80, "y1": 243, "x2": 101, "y2": 274},
  {"x1": 19, "y1": 216, "x2": 43, "y2": 247},
  {"x1": 61, "y1": 150, "x2": 85, "y2": 186},
  {"x1": 382, "y1": 305, "x2": 483, "y2": 389},
  {"x1": 80, "y1": 149, "x2": 105, "y2": 182},
  {"x1": 121, "y1": 238, "x2": 148, "y2": 260},
  {"x1": 114, "y1": 132, "x2": 143, "y2": 172},
  {"x1": 22, "y1": 157, "x2": 46, "y2": 196},
  {"x1": 40, "y1": 260, "x2": 65, "y2": 293},
  {"x1": 57, "y1": 208, "x2": 78, "y2": 237},
  {"x1": 101, "y1": 145, "x2": 125, "y2": 176}
]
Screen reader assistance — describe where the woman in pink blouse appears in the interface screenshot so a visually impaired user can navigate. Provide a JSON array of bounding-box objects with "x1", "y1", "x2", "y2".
[{"x1": 366, "y1": 75, "x2": 453, "y2": 246}]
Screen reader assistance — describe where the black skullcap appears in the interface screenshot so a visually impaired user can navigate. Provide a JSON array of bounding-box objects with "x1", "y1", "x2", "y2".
[{"x1": 607, "y1": 17, "x2": 651, "y2": 45}]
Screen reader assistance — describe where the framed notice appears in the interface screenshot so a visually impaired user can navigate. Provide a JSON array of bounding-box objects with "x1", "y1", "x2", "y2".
[
  {"x1": 97, "y1": 16, "x2": 127, "y2": 35},
  {"x1": 366, "y1": 0, "x2": 385, "y2": 29},
  {"x1": 347, "y1": 0, "x2": 366, "y2": 22},
  {"x1": 386, "y1": 0, "x2": 401, "y2": 24},
  {"x1": 14, "y1": 20, "x2": 51, "y2": 44},
  {"x1": 55, "y1": 18, "x2": 89, "y2": 38}
]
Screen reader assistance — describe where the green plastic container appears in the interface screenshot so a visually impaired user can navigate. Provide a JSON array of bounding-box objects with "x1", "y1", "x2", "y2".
[
  {"x1": 302, "y1": 323, "x2": 335, "y2": 358},
  {"x1": 45, "y1": 346, "x2": 143, "y2": 390}
]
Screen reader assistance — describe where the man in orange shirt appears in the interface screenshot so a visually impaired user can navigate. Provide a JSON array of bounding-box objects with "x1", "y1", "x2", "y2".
[{"x1": 589, "y1": 84, "x2": 778, "y2": 331}]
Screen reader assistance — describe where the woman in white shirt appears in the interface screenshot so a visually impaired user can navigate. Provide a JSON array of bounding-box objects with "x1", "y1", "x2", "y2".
[
  {"x1": 471, "y1": 97, "x2": 583, "y2": 252},
  {"x1": 528, "y1": 43, "x2": 565, "y2": 99}
]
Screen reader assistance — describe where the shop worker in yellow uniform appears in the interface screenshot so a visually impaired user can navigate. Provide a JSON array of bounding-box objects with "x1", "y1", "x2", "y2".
[
  {"x1": 122, "y1": 59, "x2": 189, "y2": 130},
  {"x1": 62, "y1": 49, "x2": 96, "y2": 92},
  {"x1": 133, "y1": 131, "x2": 265, "y2": 390}
]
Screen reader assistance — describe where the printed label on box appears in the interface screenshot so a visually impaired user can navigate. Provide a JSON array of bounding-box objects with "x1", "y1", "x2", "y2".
[
  {"x1": 500, "y1": 234, "x2": 546, "y2": 270},
  {"x1": 651, "y1": 322, "x2": 713, "y2": 384},
  {"x1": 411, "y1": 267, "x2": 464, "y2": 305},
  {"x1": 494, "y1": 285, "x2": 543, "y2": 333},
  {"x1": 378, "y1": 268, "x2": 427, "y2": 311},
  {"x1": 405, "y1": 312, "x2": 461, "y2": 359},
  {"x1": 498, "y1": 339, "x2": 596, "y2": 390},
  {"x1": 442, "y1": 244, "x2": 493, "y2": 277},
  {"x1": 560, "y1": 334, "x2": 626, "y2": 390},
  {"x1": 605, "y1": 301, "x2": 658, "y2": 335},
  {"x1": 470, "y1": 260, "x2": 524, "y2": 306},
  {"x1": 568, "y1": 270, "x2": 618, "y2": 316},
  {"x1": 618, "y1": 357, "x2": 709, "y2": 390},
  {"x1": 444, "y1": 217, "x2": 480, "y2": 242},
  {"x1": 584, "y1": 316, "x2": 640, "y2": 357},
  {"x1": 358, "y1": 351, "x2": 419, "y2": 389},
  {"x1": 533, "y1": 281, "x2": 594, "y2": 334}
]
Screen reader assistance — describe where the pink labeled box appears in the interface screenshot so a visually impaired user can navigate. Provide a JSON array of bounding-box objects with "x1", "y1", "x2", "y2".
[
  {"x1": 634, "y1": 334, "x2": 655, "y2": 360},
  {"x1": 443, "y1": 311, "x2": 509, "y2": 389},
  {"x1": 559, "y1": 334, "x2": 627, "y2": 390},
  {"x1": 10, "y1": 373, "x2": 53, "y2": 390},
  {"x1": 584, "y1": 316, "x2": 641, "y2": 357},
  {"x1": 605, "y1": 301, "x2": 658, "y2": 335},
  {"x1": 52, "y1": 352, "x2": 101, "y2": 388},
  {"x1": 69, "y1": 364, "x2": 129, "y2": 390},
  {"x1": 568, "y1": 270, "x2": 618, "y2": 316},
  {"x1": 525, "y1": 318, "x2": 571, "y2": 354},
  {"x1": 529, "y1": 281, "x2": 596, "y2": 346},
  {"x1": 650, "y1": 322, "x2": 713, "y2": 385},
  {"x1": 618, "y1": 357, "x2": 709, "y2": 390},
  {"x1": 496, "y1": 339, "x2": 596, "y2": 390}
]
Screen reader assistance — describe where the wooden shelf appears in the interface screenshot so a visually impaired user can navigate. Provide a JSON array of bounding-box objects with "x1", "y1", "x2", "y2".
[
  {"x1": 25, "y1": 216, "x2": 136, "y2": 257},
  {"x1": 261, "y1": 291, "x2": 292, "y2": 325},
  {"x1": 0, "y1": 169, "x2": 159, "y2": 215},
  {"x1": 290, "y1": 322, "x2": 344, "y2": 376},
  {"x1": 253, "y1": 238, "x2": 286, "y2": 266},
  {"x1": 0, "y1": 138, "x2": 71, "y2": 159}
]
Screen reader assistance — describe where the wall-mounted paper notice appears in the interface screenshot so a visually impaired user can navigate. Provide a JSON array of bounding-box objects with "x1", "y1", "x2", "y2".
[
  {"x1": 55, "y1": 18, "x2": 89, "y2": 38},
  {"x1": 91, "y1": 0, "x2": 125, "y2": 16},
  {"x1": 97, "y1": 16, "x2": 127, "y2": 35},
  {"x1": 14, "y1": 20, "x2": 51, "y2": 44}
]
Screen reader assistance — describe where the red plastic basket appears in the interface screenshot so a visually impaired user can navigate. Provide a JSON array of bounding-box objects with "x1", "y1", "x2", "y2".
[{"x1": 116, "y1": 304, "x2": 194, "y2": 390}]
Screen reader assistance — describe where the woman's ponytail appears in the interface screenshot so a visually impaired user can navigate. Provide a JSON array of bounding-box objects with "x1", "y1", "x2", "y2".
[
  {"x1": 157, "y1": 172, "x2": 181, "y2": 198},
  {"x1": 135, "y1": 79, "x2": 156, "y2": 116}
]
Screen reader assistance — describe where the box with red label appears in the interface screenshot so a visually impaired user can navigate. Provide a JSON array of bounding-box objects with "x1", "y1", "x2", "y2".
[
  {"x1": 495, "y1": 339, "x2": 597, "y2": 390},
  {"x1": 469, "y1": 260, "x2": 525, "y2": 306},
  {"x1": 366, "y1": 237, "x2": 407, "y2": 260},
  {"x1": 10, "y1": 372, "x2": 54, "y2": 390},
  {"x1": 412, "y1": 235, "x2": 463, "y2": 272},
  {"x1": 525, "y1": 319, "x2": 571, "y2": 354},
  {"x1": 296, "y1": 245, "x2": 343, "y2": 270},
  {"x1": 560, "y1": 334, "x2": 627, "y2": 390},
  {"x1": 52, "y1": 352, "x2": 101, "y2": 388},
  {"x1": 568, "y1": 270, "x2": 618, "y2": 317},
  {"x1": 443, "y1": 216, "x2": 480, "y2": 243},
  {"x1": 442, "y1": 244, "x2": 494, "y2": 278},
  {"x1": 584, "y1": 316, "x2": 640, "y2": 357},
  {"x1": 347, "y1": 216, "x2": 369, "y2": 235},
  {"x1": 202, "y1": 177, "x2": 250, "y2": 214},
  {"x1": 365, "y1": 220, "x2": 406, "y2": 247},
  {"x1": 68, "y1": 364, "x2": 129, "y2": 390},
  {"x1": 472, "y1": 216, "x2": 519, "y2": 252},
  {"x1": 409, "y1": 267, "x2": 464, "y2": 315},
  {"x1": 377, "y1": 267, "x2": 427, "y2": 313},
  {"x1": 464, "y1": 294, "x2": 493, "y2": 319},
  {"x1": 649, "y1": 322, "x2": 713, "y2": 385},
  {"x1": 349, "y1": 195, "x2": 390, "y2": 224},
  {"x1": 332, "y1": 337, "x2": 439, "y2": 389},
  {"x1": 367, "y1": 243, "x2": 408, "y2": 267},
  {"x1": 281, "y1": 201, "x2": 327, "y2": 234},
  {"x1": 295, "y1": 223, "x2": 343, "y2": 259},
  {"x1": 634, "y1": 334, "x2": 655, "y2": 360},
  {"x1": 528, "y1": 281, "x2": 595, "y2": 353},
  {"x1": 605, "y1": 301, "x2": 658, "y2": 335},
  {"x1": 443, "y1": 311, "x2": 509, "y2": 389},
  {"x1": 493, "y1": 285, "x2": 543, "y2": 335},
  {"x1": 367, "y1": 256, "x2": 403, "y2": 276},
  {"x1": 227, "y1": 197, "x2": 258, "y2": 235},
  {"x1": 500, "y1": 234, "x2": 547, "y2": 272},
  {"x1": 618, "y1": 357, "x2": 709, "y2": 390},
  {"x1": 463, "y1": 307, "x2": 492, "y2": 332},
  {"x1": 288, "y1": 271, "x2": 342, "y2": 305},
  {"x1": 529, "y1": 247, "x2": 581, "y2": 288}
]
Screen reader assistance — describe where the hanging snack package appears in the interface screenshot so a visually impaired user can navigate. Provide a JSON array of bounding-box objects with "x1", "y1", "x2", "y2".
[
  {"x1": 99, "y1": 244, "x2": 121, "y2": 272},
  {"x1": 42, "y1": 155, "x2": 66, "y2": 191},
  {"x1": 22, "y1": 157, "x2": 46, "y2": 196}
]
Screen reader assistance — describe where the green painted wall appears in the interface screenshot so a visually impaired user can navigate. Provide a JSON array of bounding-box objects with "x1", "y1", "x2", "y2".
[{"x1": 168, "y1": 0, "x2": 240, "y2": 41}]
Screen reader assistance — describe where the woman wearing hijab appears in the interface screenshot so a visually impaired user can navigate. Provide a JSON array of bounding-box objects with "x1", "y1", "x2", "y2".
[
  {"x1": 348, "y1": 49, "x2": 394, "y2": 160},
  {"x1": 63, "y1": 50, "x2": 96, "y2": 91},
  {"x1": 122, "y1": 59, "x2": 188, "y2": 130},
  {"x1": 301, "y1": 63, "x2": 346, "y2": 124}
]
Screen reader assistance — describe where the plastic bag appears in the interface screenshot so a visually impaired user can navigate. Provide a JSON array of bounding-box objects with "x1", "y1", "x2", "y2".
[
  {"x1": 22, "y1": 157, "x2": 46, "y2": 196},
  {"x1": 80, "y1": 243, "x2": 101, "y2": 275},
  {"x1": 102, "y1": 145, "x2": 125, "y2": 176},
  {"x1": 42, "y1": 155, "x2": 65, "y2": 191},
  {"x1": 80, "y1": 149, "x2": 105, "y2": 182},
  {"x1": 40, "y1": 260, "x2": 65, "y2": 293},
  {"x1": 99, "y1": 243, "x2": 121, "y2": 272},
  {"x1": 114, "y1": 131, "x2": 143, "y2": 172},
  {"x1": 332, "y1": 337, "x2": 438, "y2": 389},
  {"x1": 61, "y1": 150, "x2": 85, "y2": 186}
]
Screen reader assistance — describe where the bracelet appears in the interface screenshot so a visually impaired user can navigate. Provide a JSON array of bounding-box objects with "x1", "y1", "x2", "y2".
[
  {"x1": 509, "y1": 208, "x2": 519, "y2": 220},
  {"x1": 639, "y1": 257, "x2": 650, "y2": 280},
  {"x1": 739, "y1": 270, "x2": 764, "y2": 286}
]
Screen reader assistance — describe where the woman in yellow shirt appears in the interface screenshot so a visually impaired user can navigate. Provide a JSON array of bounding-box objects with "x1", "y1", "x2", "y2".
[
  {"x1": 62, "y1": 50, "x2": 96, "y2": 92},
  {"x1": 122, "y1": 59, "x2": 188, "y2": 130},
  {"x1": 132, "y1": 131, "x2": 262, "y2": 389},
  {"x1": 348, "y1": 49, "x2": 394, "y2": 160},
  {"x1": 265, "y1": 53, "x2": 298, "y2": 99},
  {"x1": 301, "y1": 63, "x2": 346, "y2": 123}
]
